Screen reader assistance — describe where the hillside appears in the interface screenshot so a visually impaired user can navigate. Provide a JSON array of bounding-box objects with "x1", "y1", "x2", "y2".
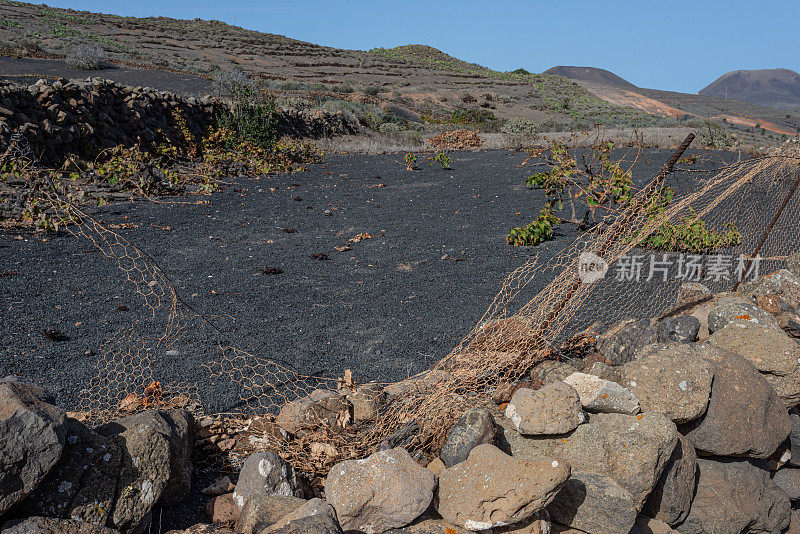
[
  {"x1": 543, "y1": 66, "x2": 637, "y2": 89},
  {"x1": 0, "y1": 1, "x2": 798, "y2": 147},
  {"x1": 699, "y1": 68, "x2": 800, "y2": 111}
]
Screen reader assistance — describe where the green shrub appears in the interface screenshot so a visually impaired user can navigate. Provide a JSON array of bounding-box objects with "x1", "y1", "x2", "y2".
[
  {"x1": 507, "y1": 205, "x2": 558, "y2": 246},
  {"x1": 218, "y1": 74, "x2": 280, "y2": 150}
]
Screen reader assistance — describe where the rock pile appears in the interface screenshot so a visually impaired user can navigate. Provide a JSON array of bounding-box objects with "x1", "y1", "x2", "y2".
[
  {"x1": 0, "y1": 377, "x2": 194, "y2": 533},
  {"x1": 0, "y1": 77, "x2": 361, "y2": 168},
  {"x1": 4, "y1": 268, "x2": 800, "y2": 534},
  {"x1": 0, "y1": 78, "x2": 223, "y2": 166}
]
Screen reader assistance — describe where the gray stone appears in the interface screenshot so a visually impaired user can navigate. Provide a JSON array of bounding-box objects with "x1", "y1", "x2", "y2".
[
  {"x1": 563, "y1": 372, "x2": 639, "y2": 414},
  {"x1": 595, "y1": 318, "x2": 657, "y2": 365},
  {"x1": 708, "y1": 320, "x2": 800, "y2": 407},
  {"x1": 237, "y1": 495, "x2": 305, "y2": 534},
  {"x1": 0, "y1": 379, "x2": 66, "y2": 515},
  {"x1": 620, "y1": 343, "x2": 714, "y2": 424},
  {"x1": 546, "y1": 471, "x2": 638, "y2": 534},
  {"x1": 440, "y1": 407, "x2": 497, "y2": 467},
  {"x1": 657, "y1": 316, "x2": 700, "y2": 343},
  {"x1": 232, "y1": 452, "x2": 303, "y2": 510},
  {"x1": 16, "y1": 418, "x2": 122, "y2": 525},
  {"x1": 326, "y1": 447, "x2": 436, "y2": 533},
  {"x1": 644, "y1": 434, "x2": 697, "y2": 526},
  {"x1": 707, "y1": 298, "x2": 780, "y2": 333},
  {"x1": 267, "y1": 514, "x2": 343, "y2": 534},
  {"x1": 772, "y1": 467, "x2": 800, "y2": 502},
  {"x1": 265, "y1": 498, "x2": 342, "y2": 534},
  {"x1": 680, "y1": 344, "x2": 791, "y2": 458},
  {"x1": 437, "y1": 444, "x2": 570, "y2": 531},
  {"x1": 97, "y1": 409, "x2": 194, "y2": 531},
  {"x1": 1, "y1": 516, "x2": 120, "y2": 533},
  {"x1": 503, "y1": 411, "x2": 678, "y2": 508},
  {"x1": 505, "y1": 382, "x2": 583, "y2": 436},
  {"x1": 741, "y1": 269, "x2": 800, "y2": 308},
  {"x1": 530, "y1": 360, "x2": 579, "y2": 387},
  {"x1": 275, "y1": 390, "x2": 350, "y2": 433},
  {"x1": 584, "y1": 361, "x2": 622, "y2": 384},
  {"x1": 676, "y1": 459, "x2": 791, "y2": 534}
]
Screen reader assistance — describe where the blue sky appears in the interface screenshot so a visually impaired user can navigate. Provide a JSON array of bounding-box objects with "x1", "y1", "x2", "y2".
[{"x1": 43, "y1": 0, "x2": 800, "y2": 93}]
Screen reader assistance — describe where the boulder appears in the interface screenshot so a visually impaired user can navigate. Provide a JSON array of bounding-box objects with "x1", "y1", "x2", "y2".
[
  {"x1": 778, "y1": 311, "x2": 800, "y2": 338},
  {"x1": 267, "y1": 498, "x2": 342, "y2": 533},
  {"x1": 740, "y1": 269, "x2": 800, "y2": 307},
  {"x1": 680, "y1": 345, "x2": 791, "y2": 458},
  {"x1": 326, "y1": 447, "x2": 436, "y2": 533},
  {"x1": 269, "y1": 514, "x2": 343, "y2": 534},
  {"x1": 347, "y1": 383, "x2": 386, "y2": 422},
  {"x1": 0, "y1": 379, "x2": 67, "y2": 514},
  {"x1": 707, "y1": 298, "x2": 780, "y2": 333},
  {"x1": 439, "y1": 407, "x2": 497, "y2": 467},
  {"x1": 530, "y1": 360, "x2": 579, "y2": 387},
  {"x1": 1, "y1": 516, "x2": 120, "y2": 533},
  {"x1": 15, "y1": 417, "x2": 122, "y2": 525},
  {"x1": 505, "y1": 382, "x2": 584, "y2": 435},
  {"x1": 96, "y1": 409, "x2": 193, "y2": 531},
  {"x1": 166, "y1": 524, "x2": 236, "y2": 534},
  {"x1": 232, "y1": 452, "x2": 303, "y2": 510},
  {"x1": 772, "y1": 467, "x2": 800, "y2": 502},
  {"x1": 204, "y1": 493, "x2": 239, "y2": 526},
  {"x1": 546, "y1": 471, "x2": 638, "y2": 534},
  {"x1": 708, "y1": 320, "x2": 800, "y2": 407},
  {"x1": 583, "y1": 361, "x2": 621, "y2": 384},
  {"x1": 595, "y1": 318, "x2": 657, "y2": 365},
  {"x1": 676, "y1": 458, "x2": 791, "y2": 534},
  {"x1": 236, "y1": 495, "x2": 305, "y2": 534},
  {"x1": 503, "y1": 412, "x2": 678, "y2": 508},
  {"x1": 437, "y1": 444, "x2": 570, "y2": 531},
  {"x1": 643, "y1": 434, "x2": 697, "y2": 526},
  {"x1": 620, "y1": 344, "x2": 714, "y2": 424},
  {"x1": 275, "y1": 390, "x2": 349, "y2": 433},
  {"x1": 657, "y1": 316, "x2": 700, "y2": 343},
  {"x1": 659, "y1": 285, "x2": 729, "y2": 341},
  {"x1": 562, "y1": 372, "x2": 639, "y2": 414}
]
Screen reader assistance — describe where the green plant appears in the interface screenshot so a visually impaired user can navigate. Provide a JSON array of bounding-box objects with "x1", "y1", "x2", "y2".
[
  {"x1": 404, "y1": 152, "x2": 417, "y2": 170},
  {"x1": 430, "y1": 151, "x2": 451, "y2": 169},
  {"x1": 218, "y1": 77, "x2": 280, "y2": 150},
  {"x1": 507, "y1": 204, "x2": 558, "y2": 246},
  {"x1": 636, "y1": 187, "x2": 742, "y2": 252},
  {"x1": 697, "y1": 121, "x2": 736, "y2": 149}
]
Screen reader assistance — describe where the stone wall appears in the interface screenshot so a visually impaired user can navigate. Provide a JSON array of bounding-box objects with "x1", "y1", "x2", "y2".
[
  {"x1": 0, "y1": 77, "x2": 224, "y2": 166},
  {"x1": 0, "y1": 77, "x2": 362, "y2": 167}
]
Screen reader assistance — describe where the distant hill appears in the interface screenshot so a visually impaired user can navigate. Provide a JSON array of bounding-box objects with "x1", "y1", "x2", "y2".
[
  {"x1": 543, "y1": 66, "x2": 637, "y2": 89},
  {"x1": 699, "y1": 69, "x2": 800, "y2": 111}
]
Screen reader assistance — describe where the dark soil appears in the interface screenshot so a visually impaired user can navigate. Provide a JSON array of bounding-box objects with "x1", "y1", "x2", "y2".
[{"x1": 0, "y1": 147, "x2": 736, "y2": 415}]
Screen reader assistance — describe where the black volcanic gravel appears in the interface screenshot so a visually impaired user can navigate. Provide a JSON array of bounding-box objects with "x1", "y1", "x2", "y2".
[{"x1": 0, "y1": 148, "x2": 736, "y2": 414}]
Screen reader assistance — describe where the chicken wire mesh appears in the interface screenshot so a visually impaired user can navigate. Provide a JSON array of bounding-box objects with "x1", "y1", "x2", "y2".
[{"x1": 39, "y1": 137, "x2": 800, "y2": 473}]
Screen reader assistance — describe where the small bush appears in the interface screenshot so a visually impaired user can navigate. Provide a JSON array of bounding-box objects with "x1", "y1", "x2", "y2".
[
  {"x1": 501, "y1": 117, "x2": 539, "y2": 148},
  {"x1": 363, "y1": 86, "x2": 381, "y2": 97},
  {"x1": 65, "y1": 44, "x2": 110, "y2": 70},
  {"x1": 507, "y1": 205, "x2": 558, "y2": 246}
]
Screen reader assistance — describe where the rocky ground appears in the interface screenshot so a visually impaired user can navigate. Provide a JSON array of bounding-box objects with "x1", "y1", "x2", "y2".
[
  {"x1": 2, "y1": 263, "x2": 800, "y2": 533},
  {"x1": 0, "y1": 147, "x2": 736, "y2": 413}
]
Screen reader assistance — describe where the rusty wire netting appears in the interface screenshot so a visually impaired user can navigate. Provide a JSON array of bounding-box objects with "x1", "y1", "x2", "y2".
[{"x1": 43, "y1": 138, "x2": 800, "y2": 474}]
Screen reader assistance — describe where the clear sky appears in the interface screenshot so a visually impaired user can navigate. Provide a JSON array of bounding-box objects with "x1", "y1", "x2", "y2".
[{"x1": 42, "y1": 0, "x2": 800, "y2": 94}]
